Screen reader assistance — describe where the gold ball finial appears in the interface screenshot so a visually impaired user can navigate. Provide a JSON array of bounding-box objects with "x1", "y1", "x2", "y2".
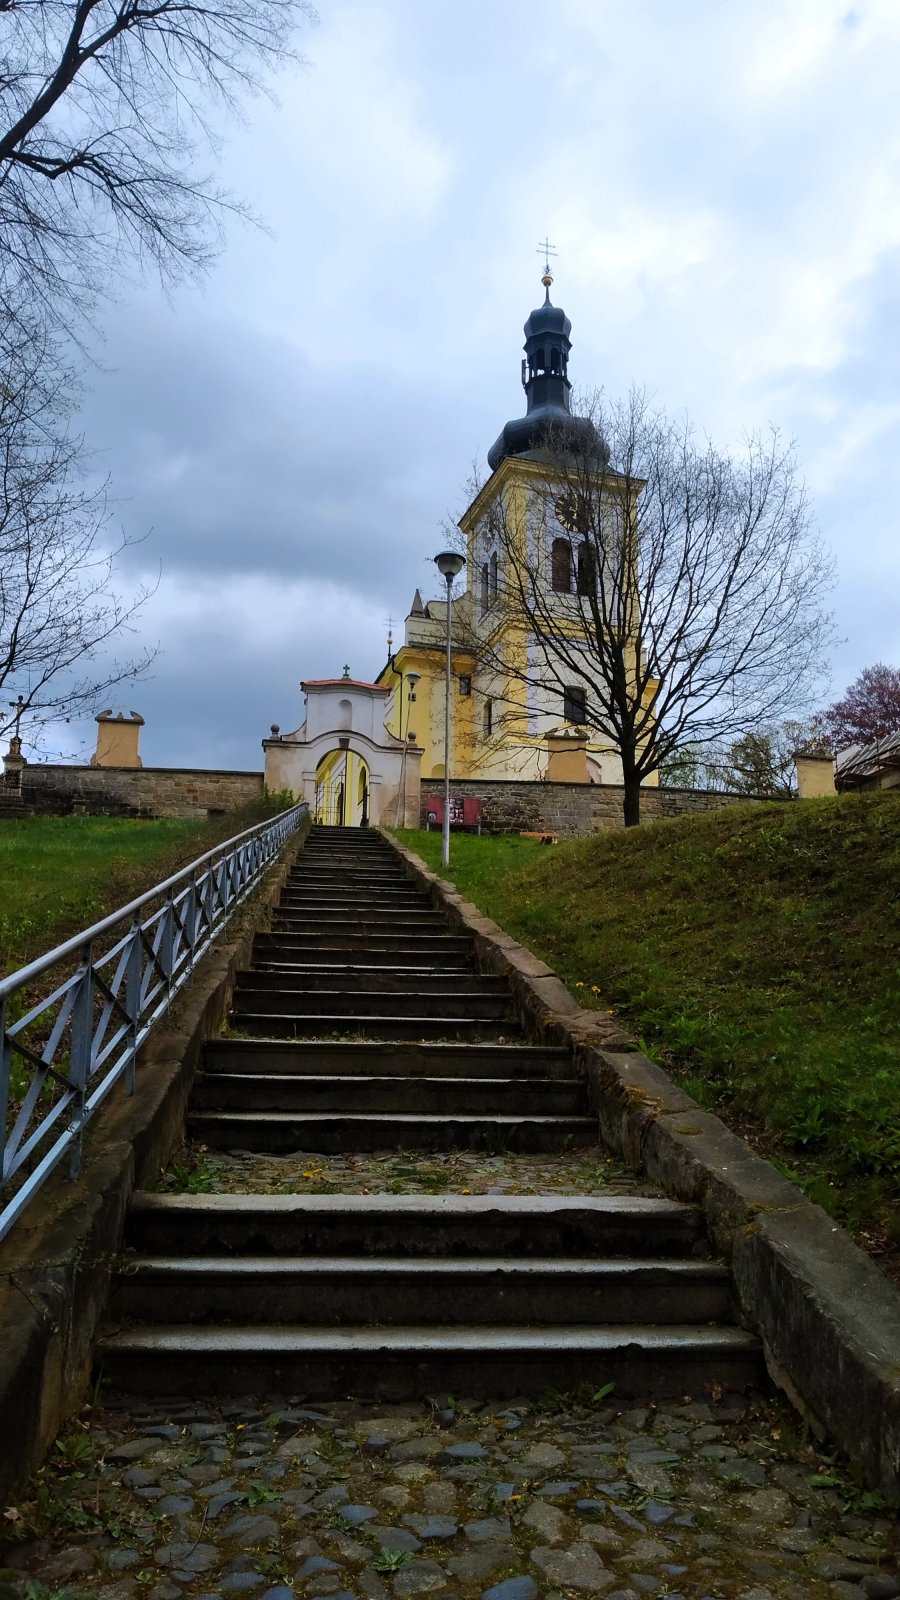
[{"x1": 541, "y1": 270, "x2": 554, "y2": 290}]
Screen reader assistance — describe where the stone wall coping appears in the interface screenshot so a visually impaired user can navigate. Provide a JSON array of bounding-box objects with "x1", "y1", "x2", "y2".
[
  {"x1": 27, "y1": 763, "x2": 264, "y2": 779},
  {"x1": 384, "y1": 831, "x2": 900, "y2": 1503},
  {"x1": 433, "y1": 776, "x2": 776, "y2": 801},
  {"x1": 0, "y1": 817, "x2": 310, "y2": 1500}
]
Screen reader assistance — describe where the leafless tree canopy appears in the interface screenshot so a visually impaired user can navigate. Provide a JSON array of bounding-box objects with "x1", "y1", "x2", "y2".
[
  {"x1": 0, "y1": 0, "x2": 313, "y2": 331},
  {"x1": 0, "y1": 319, "x2": 156, "y2": 746},
  {"x1": 476, "y1": 389, "x2": 835, "y2": 824}
]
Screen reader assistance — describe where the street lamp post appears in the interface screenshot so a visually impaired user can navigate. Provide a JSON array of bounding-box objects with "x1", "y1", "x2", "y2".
[
  {"x1": 398, "y1": 670, "x2": 420, "y2": 826},
  {"x1": 433, "y1": 551, "x2": 466, "y2": 869}
]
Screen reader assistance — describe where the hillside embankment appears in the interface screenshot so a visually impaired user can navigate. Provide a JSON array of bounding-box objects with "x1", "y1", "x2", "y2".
[
  {"x1": 0, "y1": 803, "x2": 287, "y2": 975},
  {"x1": 396, "y1": 792, "x2": 900, "y2": 1277}
]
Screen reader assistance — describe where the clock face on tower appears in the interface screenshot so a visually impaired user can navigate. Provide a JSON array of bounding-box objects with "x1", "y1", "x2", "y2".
[{"x1": 555, "y1": 493, "x2": 591, "y2": 534}]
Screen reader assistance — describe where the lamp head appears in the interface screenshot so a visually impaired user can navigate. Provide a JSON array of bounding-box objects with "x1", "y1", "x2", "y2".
[
  {"x1": 406, "y1": 671, "x2": 421, "y2": 687},
  {"x1": 434, "y1": 550, "x2": 466, "y2": 581}
]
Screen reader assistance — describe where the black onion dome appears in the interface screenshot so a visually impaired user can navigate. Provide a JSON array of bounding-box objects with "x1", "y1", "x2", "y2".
[
  {"x1": 487, "y1": 272, "x2": 607, "y2": 472},
  {"x1": 523, "y1": 299, "x2": 572, "y2": 341}
]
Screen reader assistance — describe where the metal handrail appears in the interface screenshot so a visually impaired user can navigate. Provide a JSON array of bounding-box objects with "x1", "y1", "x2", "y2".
[{"x1": 0, "y1": 801, "x2": 308, "y2": 1241}]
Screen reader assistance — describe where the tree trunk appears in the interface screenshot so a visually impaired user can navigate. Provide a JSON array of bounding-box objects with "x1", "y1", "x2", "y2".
[{"x1": 622, "y1": 766, "x2": 641, "y2": 827}]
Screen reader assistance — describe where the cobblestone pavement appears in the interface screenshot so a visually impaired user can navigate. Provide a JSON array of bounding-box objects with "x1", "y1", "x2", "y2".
[
  {"x1": 3, "y1": 1391, "x2": 899, "y2": 1600},
  {"x1": 159, "y1": 1147, "x2": 658, "y2": 1199}
]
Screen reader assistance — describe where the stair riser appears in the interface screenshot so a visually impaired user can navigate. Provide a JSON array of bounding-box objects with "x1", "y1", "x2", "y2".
[
  {"x1": 203, "y1": 1043, "x2": 576, "y2": 1078},
  {"x1": 235, "y1": 973, "x2": 503, "y2": 996},
  {"x1": 191, "y1": 1077, "x2": 587, "y2": 1114},
  {"x1": 111, "y1": 1272, "x2": 732, "y2": 1326},
  {"x1": 253, "y1": 942, "x2": 474, "y2": 964},
  {"x1": 231, "y1": 992, "x2": 512, "y2": 1019},
  {"x1": 125, "y1": 1209, "x2": 708, "y2": 1259},
  {"x1": 253, "y1": 951, "x2": 475, "y2": 972},
  {"x1": 230, "y1": 1017, "x2": 514, "y2": 1041},
  {"x1": 98, "y1": 1344, "x2": 764, "y2": 1400},
  {"x1": 186, "y1": 1114, "x2": 597, "y2": 1154},
  {"x1": 278, "y1": 906, "x2": 430, "y2": 919}
]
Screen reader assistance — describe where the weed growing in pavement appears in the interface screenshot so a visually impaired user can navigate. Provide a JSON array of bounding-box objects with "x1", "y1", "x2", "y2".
[{"x1": 372, "y1": 1549, "x2": 416, "y2": 1572}]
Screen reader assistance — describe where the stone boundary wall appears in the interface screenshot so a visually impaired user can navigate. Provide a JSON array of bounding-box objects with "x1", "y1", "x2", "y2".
[
  {"x1": 0, "y1": 818, "x2": 310, "y2": 1500},
  {"x1": 420, "y1": 778, "x2": 774, "y2": 835},
  {"x1": 386, "y1": 831, "x2": 900, "y2": 1503},
  {"x1": 20, "y1": 764, "x2": 264, "y2": 819}
]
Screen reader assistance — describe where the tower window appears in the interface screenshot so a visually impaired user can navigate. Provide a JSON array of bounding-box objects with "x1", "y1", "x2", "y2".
[
  {"x1": 483, "y1": 697, "x2": 493, "y2": 738},
  {"x1": 551, "y1": 538, "x2": 572, "y2": 594},
  {"x1": 459, "y1": 675, "x2": 472, "y2": 696},
  {"x1": 489, "y1": 551, "x2": 498, "y2": 604},
  {"x1": 480, "y1": 562, "x2": 489, "y2": 613},
  {"x1": 563, "y1": 685, "x2": 587, "y2": 725},
  {"x1": 576, "y1": 541, "x2": 596, "y2": 595}
]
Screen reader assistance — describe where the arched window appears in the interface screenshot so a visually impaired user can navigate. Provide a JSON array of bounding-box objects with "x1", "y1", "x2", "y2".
[
  {"x1": 551, "y1": 538, "x2": 572, "y2": 594},
  {"x1": 483, "y1": 698, "x2": 493, "y2": 739},
  {"x1": 489, "y1": 551, "x2": 498, "y2": 603},
  {"x1": 576, "y1": 541, "x2": 596, "y2": 596},
  {"x1": 480, "y1": 562, "x2": 489, "y2": 613}
]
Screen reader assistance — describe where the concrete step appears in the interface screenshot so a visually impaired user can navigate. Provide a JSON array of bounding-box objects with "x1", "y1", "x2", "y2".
[
  {"x1": 191, "y1": 1072, "x2": 587, "y2": 1115},
  {"x1": 229, "y1": 1014, "x2": 517, "y2": 1042},
  {"x1": 235, "y1": 969, "x2": 506, "y2": 996},
  {"x1": 111, "y1": 1256, "x2": 733, "y2": 1326},
  {"x1": 186, "y1": 1110, "x2": 598, "y2": 1153},
  {"x1": 252, "y1": 948, "x2": 475, "y2": 971},
  {"x1": 252, "y1": 934, "x2": 474, "y2": 963},
  {"x1": 287, "y1": 872, "x2": 414, "y2": 886},
  {"x1": 203, "y1": 1040, "x2": 576, "y2": 1079},
  {"x1": 231, "y1": 988, "x2": 513, "y2": 1019},
  {"x1": 96, "y1": 1322, "x2": 763, "y2": 1399},
  {"x1": 124, "y1": 1194, "x2": 712, "y2": 1259},
  {"x1": 272, "y1": 915, "x2": 451, "y2": 935}
]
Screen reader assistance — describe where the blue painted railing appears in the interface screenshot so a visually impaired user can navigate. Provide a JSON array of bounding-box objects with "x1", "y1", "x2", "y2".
[{"x1": 0, "y1": 802, "x2": 307, "y2": 1241}]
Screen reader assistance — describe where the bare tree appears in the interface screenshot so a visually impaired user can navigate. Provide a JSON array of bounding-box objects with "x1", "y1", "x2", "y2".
[
  {"x1": 468, "y1": 389, "x2": 835, "y2": 825},
  {"x1": 0, "y1": 0, "x2": 313, "y2": 334},
  {"x1": 0, "y1": 318, "x2": 156, "y2": 746}
]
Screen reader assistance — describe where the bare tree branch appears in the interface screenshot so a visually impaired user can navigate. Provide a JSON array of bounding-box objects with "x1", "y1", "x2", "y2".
[{"x1": 462, "y1": 388, "x2": 835, "y2": 825}]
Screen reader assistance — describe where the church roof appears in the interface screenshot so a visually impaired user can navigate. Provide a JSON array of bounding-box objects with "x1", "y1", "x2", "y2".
[{"x1": 302, "y1": 677, "x2": 389, "y2": 693}]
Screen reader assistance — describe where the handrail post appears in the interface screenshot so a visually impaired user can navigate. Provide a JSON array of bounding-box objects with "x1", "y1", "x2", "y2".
[
  {"x1": 124, "y1": 917, "x2": 142, "y2": 1095},
  {"x1": 68, "y1": 942, "x2": 94, "y2": 1179},
  {"x1": 160, "y1": 895, "x2": 175, "y2": 1000}
]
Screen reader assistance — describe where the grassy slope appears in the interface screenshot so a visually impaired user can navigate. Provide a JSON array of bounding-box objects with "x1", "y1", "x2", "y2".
[
  {"x1": 0, "y1": 807, "x2": 278, "y2": 974},
  {"x1": 394, "y1": 793, "x2": 900, "y2": 1253}
]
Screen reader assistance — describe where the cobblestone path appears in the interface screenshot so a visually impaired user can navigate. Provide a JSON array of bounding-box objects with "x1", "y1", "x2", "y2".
[{"x1": 3, "y1": 1381, "x2": 899, "y2": 1600}]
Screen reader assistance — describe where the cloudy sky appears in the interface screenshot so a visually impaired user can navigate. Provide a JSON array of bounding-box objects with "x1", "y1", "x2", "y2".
[{"x1": 70, "y1": 0, "x2": 900, "y2": 770}]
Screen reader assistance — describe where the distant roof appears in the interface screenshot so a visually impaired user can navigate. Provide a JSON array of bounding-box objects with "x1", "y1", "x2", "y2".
[
  {"x1": 835, "y1": 729, "x2": 900, "y2": 788},
  {"x1": 302, "y1": 678, "x2": 389, "y2": 693}
]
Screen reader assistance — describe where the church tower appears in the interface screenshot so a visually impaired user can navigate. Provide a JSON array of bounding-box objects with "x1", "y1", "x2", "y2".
[{"x1": 379, "y1": 263, "x2": 649, "y2": 789}]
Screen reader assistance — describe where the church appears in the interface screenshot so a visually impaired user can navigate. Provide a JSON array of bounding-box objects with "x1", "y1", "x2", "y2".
[
  {"x1": 376, "y1": 264, "x2": 657, "y2": 791},
  {"x1": 264, "y1": 266, "x2": 657, "y2": 823}
]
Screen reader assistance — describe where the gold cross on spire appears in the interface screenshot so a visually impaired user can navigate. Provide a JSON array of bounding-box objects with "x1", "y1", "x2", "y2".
[{"x1": 537, "y1": 236, "x2": 558, "y2": 277}]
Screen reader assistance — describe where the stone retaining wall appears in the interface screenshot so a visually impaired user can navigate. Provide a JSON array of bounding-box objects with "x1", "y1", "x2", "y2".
[
  {"x1": 421, "y1": 777, "x2": 773, "y2": 835},
  {"x1": 20, "y1": 764, "x2": 264, "y2": 819}
]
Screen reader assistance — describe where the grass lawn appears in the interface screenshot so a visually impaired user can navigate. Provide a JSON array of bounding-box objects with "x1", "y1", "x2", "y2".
[
  {"x1": 393, "y1": 792, "x2": 900, "y2": 1266},
  {"x1": 0, "y1": 806, "x2": 278, "y2": 974}
]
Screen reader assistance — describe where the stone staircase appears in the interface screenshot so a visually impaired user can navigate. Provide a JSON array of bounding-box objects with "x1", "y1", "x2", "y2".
[{"x1": 99, "y1": 824, "x2": 762, "y2": 1398}]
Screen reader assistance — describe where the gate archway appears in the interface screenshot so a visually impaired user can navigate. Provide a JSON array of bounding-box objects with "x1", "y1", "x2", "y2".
[{"x1": 314, "y1": 747, "x2": 371, "y2": 827}]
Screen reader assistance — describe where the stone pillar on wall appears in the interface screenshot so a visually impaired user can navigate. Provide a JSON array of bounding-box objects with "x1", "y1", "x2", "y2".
[
  {"x1": 92, "y1": 710, "x2": 144, "y2": 768},
  {"x1": 795, "y1": 749, "x2": 836, "y2": 798},
  {"x1": 545, "y1": 727, "x2": 590, "y2": 784},
  {"x1": 3, "y1": 734, "x2": 26, "y2": 792}
]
